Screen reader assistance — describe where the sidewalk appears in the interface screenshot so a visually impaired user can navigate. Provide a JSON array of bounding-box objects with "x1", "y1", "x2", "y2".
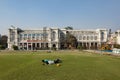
[{"x1": 84, "y1": 50, "x2": 120, "y2": 56}]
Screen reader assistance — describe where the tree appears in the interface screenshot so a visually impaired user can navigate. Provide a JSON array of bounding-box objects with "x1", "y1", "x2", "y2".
[
  {"x1": 65, "y1": 31, "x2": 77, "y2": 49},
  {"x1": 12, "y1": 45, "x2": 18, "y2": 50},
  {"x1": 114, "y1": 44, "x2": 120, "y2": 49},
  {"x1": 0, "y1": 45, "x2": 5, "y2": 50},
  {"x1": 77, "y1": 45, "x2": 83, "y2": 51},
  {"x1": 0, "y1": 35, "x2": 8, "y2": 49},
  {"x1": 64, "y1": 26, "x2": 73, "y2": 30}
]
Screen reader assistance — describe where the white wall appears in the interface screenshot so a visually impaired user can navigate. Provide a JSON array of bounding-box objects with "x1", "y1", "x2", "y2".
[
  {"x1": 116, "y1": 30, "x2": 120, "y2": 45},
  {"x1": 117, "y1": 36, "x2": 120, "y2": 45}
]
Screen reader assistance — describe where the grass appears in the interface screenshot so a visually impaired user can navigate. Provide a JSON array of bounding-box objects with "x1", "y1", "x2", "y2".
[{"x1": 0, "y1": 50, "x2": 120, "y2": 80}]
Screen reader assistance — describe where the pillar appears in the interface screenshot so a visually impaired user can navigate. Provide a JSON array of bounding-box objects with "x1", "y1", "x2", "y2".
[
  {"x1": 27, "y1": 43, "x2": 28, "y2": 50},
  {"x1": 89, "y1": 42, "x2": 91, "y2": 49}
]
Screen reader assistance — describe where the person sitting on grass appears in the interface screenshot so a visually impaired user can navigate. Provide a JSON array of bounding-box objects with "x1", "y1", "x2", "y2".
[{"x1": 42, "y1": 59, "x2": 62, "y2": 65}]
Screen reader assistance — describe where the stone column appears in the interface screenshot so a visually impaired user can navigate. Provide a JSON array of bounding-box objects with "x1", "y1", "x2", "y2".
[
  {"x1": 82, "y1": 42, "x2": 83, "y2": 48},
  {"x1": 31, "y1": 34, "x2": 32, "y2": 40},
  {"x1": 89, "y1": 42, "x2": 91, "y2": 49},
  {"x1": 93, "y1": 42, "x2": 95, "y2": 49},
  {"x1": 31, "y1": 43, "x2": 33, "y2": 50},
  {"x1": 86, "y1": 42, "x2": 87, "y2": 49},
  {"x1": 14, "y1": 29, "x2": 18, "y2": 46},
  {"x1": 56, "y1": 42, "x2": 59, "y2": 50},
  {"x1": 49, "y1": 42, "x2": 52, "y2": 49},
  {"x1": 56, "y1": 29, "x2": 59, "y2": 42},
  {"x1": 8, "y1": 29, "x2": 11, "y2": 49},
  {"x1": 27, "y1": 43, "x2": 28, "y2": 50},
  {"x1": 39, "y1": 43, "x2": 41, "y2": 48},
  {"x1": 44, "y1": 42, "x2": 46, "y2": 48},
  {"x1": 35, "y1": 43, "x2": 37, "y2": 48},
  {"x1": 35, "y1": 34, "x2": 37, "y2": 40}
]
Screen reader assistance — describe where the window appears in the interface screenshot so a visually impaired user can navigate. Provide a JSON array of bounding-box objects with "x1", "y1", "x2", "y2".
[
  {"x1": 87, "y1": 36, "x2": 89, "y2": 40},
  {"x1": 83, "y1": 36, "x2": 86, "y2": 40},
  {"x1": 60, "y1": 33, "x2": 65, "y2": 41},
  {"x1": 91, "y1": 36, "x2": 93, "y2": 40},
  {"x1": 19, "y1": 34, "x2": 22, "y2": 41},
  {"x1": 40, "y1": 33, "x2": 43, "y2": 40},
  {"x1": 19, "y1": 34, "x2": 22, "y2": 38},
  {"x1": 52, "y1": 31, "x2": 56, "y2": 41},
  {"x1": 94, "y1": 36, "x2": 97, "y2": 40},
  {"x1": 32, "y1": 34, "x2": 35, "y2": 40},
  {"x1": 24, "y1": 34, "x2": 27, "y2": 40},
  {"x1": 75, "y1": 35, "x2": 78, "y2": 39},
  {"x1": 10, "y1": 31, "x2": 15, "y2": 42},
  {"x1": 101, "y1": 32, "x2": 104, "y2": 40},
  {"x1": 79, "y1": 36, "x2": 82, "y2": 40},
  {"x1": 36, "y1": 34, "x2": 40, "y2": 40},
  {"x1": 28, "y1": 34, "x2": 31, "y2": 40},
  {"x1": 44, "y1": 33, "x2": 48, "y2": 38}
]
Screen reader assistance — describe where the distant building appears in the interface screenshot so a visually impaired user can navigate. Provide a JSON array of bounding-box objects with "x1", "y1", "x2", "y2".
[
  {"x1": 8, "y1": 27, "x2": 108, "y2": 50},
  {"x1": 115, "y1": 30, "x2": 120, "y2": 45},
  {"x1": 106, "y1": 29, "x2": 120, "y2": 49},
  {"x1": 107, "y1": 32, "x2": 116, "y2": 45}
]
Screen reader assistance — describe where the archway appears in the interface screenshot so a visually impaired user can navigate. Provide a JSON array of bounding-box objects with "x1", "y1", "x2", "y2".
[{"x1": 52, "y1": 44, "x2": 56, "y2": 48}]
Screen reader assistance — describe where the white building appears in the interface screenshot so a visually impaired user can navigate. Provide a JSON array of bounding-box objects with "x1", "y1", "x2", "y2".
[
  {"x1": 116, "y1": 30, "x2": 120, "y2": 45},
  {"x1": 8, "y1": 27, "x2": 108, "y2": 50}
]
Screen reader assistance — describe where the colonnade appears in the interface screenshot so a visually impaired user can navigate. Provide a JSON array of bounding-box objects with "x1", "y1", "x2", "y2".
[
  {"x1": 78, "y1": 42, "x2": 100, "y2": 49},
  {"x1": 19, "y1": 42, "x2": 49, "y2": 50}
]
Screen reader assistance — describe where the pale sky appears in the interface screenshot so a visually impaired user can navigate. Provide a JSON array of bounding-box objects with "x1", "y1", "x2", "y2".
[{"x1": 0, "y1": 0, "x2": 120, "y2": 35}]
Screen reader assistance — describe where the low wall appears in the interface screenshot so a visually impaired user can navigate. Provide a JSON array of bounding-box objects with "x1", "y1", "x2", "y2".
[{"x1": 112, "y1": 48, "x2": 120, "y2": 54}]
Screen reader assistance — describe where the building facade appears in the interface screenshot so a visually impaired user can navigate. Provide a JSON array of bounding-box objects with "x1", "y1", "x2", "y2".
[
  {"x1": 107, "y1": 30, "x2": 120, "y2": 45},
  {"x1": 8, "y1": 27, "x2": 108, "y2": 50},
  {"x1": 116, "y1": 30, "x2": 120, "y2": 45}
]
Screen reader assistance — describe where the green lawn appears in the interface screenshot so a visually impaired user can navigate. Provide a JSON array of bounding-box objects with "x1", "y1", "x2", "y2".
[{"x1": 0, "y1": 50, "x2": 120, "y2": 80}]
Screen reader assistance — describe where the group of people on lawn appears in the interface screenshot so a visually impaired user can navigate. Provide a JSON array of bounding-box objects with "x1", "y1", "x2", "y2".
[{"x1": 42, "y1": 59, "x2": 62, "y2": 65}]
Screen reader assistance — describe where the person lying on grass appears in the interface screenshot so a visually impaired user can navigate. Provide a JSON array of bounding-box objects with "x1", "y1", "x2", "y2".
[{"x1": 42, "y1": 59, "x2": 62, "y2": 65}]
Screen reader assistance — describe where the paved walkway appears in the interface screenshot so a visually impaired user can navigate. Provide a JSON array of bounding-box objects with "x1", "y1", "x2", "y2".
[{"x1": 84, "y1": 50, "x2": 120, "y2": 56}]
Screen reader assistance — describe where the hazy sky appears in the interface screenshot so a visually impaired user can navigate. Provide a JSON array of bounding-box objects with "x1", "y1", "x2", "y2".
[{"x1": 0, "y1": 0, "x2": 120, "y2": 35}]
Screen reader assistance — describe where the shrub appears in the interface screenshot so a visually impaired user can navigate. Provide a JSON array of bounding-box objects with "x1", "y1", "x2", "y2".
[
  {"x1": 51, "y1": 47, "x2": 57, "y2": 51},
  {"x1": 77, "y1": 45, "x2": 83, "y2": 51},
  {"x1": 114, "y1": 44, "x2": 120, "y2": 49},
  {"x1": 12, "y1": 45, "x2": 18, "y2": 50},
  {"x1": 0, "y1": 45, "x2": 5, "y2": 50}
]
